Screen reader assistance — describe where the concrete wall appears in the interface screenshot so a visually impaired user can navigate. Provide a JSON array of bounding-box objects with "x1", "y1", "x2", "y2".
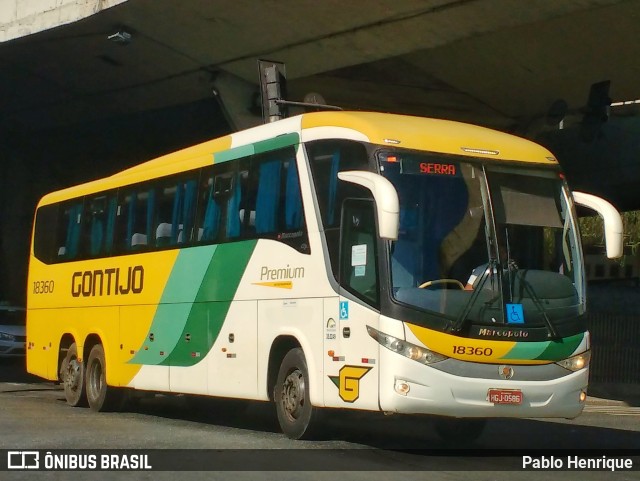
[{"x1": 0, "y1": 0, "x2": 127, "y2": 42}]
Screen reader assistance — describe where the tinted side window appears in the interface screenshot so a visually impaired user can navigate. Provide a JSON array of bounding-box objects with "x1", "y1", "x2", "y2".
[
  {"x1": 195, "y1": 147, "x2": 309, "y2": 253},
  {"x1": 80, "y1": 192, "x2": 117, "y2": 258},
  {"x1": 34, "y1": 200, "x2": 85, "y2": 263},
  {"x1": 56, "y1": 200, "x2": 84, "y2": 261},
  {"x1": 33, "y1": 203, "x2": 59, "y2": 264},
  {"x1": 195, "y1": 161, "x2": 239, "y2": 244},
  {"x1": 32, "y1": 146, "x2": 308, "y2": 262},
  {"x1": 116, "y1": 187, "x2": 153, "y2": 252},
  {"x1": 248, "y1": 147, "x2": 308, "y2": 252},
  {"x1": 152, "y1": 174, "x2": 199, "y2": 248}
]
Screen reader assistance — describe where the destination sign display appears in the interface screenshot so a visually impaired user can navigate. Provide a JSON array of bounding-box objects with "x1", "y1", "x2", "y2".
[{"x1": 401, "y1": 158, "x2": 460, "y2": 177}]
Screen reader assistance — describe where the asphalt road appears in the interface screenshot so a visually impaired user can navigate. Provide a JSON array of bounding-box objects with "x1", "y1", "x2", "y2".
[{"x1": 1, "y1": 358, "x2": 639, "y2": 480}]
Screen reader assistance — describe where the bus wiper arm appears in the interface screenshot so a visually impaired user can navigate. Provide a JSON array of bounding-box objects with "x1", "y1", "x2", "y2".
[
  {"x1": 517, "y1": 271, "x2": 560, "y2": 340},
  {"x1": 449, "y1": 259, "x2": 497, "y2": 333}
]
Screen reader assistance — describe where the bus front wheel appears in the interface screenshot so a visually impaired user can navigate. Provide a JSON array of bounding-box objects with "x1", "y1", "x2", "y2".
[
  {"x1": 62, "y1": 342, "x2": 87, "y2": 407},
  {"x1": 85, "y1": 344, "x2": 123, "y2": 412},
  {"x1": 274, "y1": 348, "x2": 320, "y2": 439}
]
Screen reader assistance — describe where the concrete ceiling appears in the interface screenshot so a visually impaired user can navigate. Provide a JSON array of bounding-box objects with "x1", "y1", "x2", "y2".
[{"x1": 2, "y1": 0, "x2": 639, "y2": 135}]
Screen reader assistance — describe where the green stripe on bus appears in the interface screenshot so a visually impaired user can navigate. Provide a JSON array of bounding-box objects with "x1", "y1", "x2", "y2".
[
  {"x1": 162, "y1": 240, "x2": 257, "y2": 366},
  {"x1": 213, "y1": 133, "x2": 300, "y2": 164},
  {"x1": 253, "y1": 133, "x2": 299, "y2": 154},
  {"x1": 499, "y1": 340, "x2": 550, "y2": 360},
  {"x1": 214, "y1": 144, "x2": 254, "y2": 163},
  {"x1": 129, "y1": 246, "x2": 216, "y2": 365},
  {"x1": 533, "y1": 333, "x2": 584, "y2": 361},
  {"x1": 500, "y1": 332, "x2": 585, "y2": 362}
]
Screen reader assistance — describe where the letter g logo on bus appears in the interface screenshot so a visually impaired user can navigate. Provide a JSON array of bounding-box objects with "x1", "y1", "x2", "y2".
[{"x1": 329, "y1": 365, "x2": 372, "y2": 403}]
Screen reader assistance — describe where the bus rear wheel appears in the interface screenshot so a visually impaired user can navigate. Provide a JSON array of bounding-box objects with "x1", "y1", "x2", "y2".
[
  {"x1": 61, "y1": 342, "x2": 87, "y2": 407},
  {"x1": 274, "y1": 348, "x2": 320, "y2": 439},
  {"x1": 86, "y1": 344, "x2": 123, "y2": 412}
]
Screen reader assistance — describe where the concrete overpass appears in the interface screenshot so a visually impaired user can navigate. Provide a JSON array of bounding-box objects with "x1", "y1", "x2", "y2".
[{"x1": 1, "y1": 0, "x2": 639, "y2": 303}]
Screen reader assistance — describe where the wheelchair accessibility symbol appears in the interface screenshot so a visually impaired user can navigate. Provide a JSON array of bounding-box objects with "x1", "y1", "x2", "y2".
[
  {"x1": 339, "y1": 301, "x2": 349, "y2": 320},
  {"x1": 506, "y1": 303, "x2": 524, "y2": 324}
]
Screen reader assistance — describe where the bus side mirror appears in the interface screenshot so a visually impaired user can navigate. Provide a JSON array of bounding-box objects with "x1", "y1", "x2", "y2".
[
  {"x1": 337, "y1": 171, "x2": 399, "y2": 240},
  {"x1": 573, "y1": 191, "x2": 623, "y2": 259}
]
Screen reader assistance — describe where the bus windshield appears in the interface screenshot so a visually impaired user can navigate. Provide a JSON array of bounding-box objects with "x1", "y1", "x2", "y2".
[{"x1": 379, "y1": 150, "x2": 585, "y2": 330}]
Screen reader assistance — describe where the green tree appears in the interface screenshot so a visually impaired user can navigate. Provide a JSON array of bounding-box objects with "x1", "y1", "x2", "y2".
[{"x1": 579, "y1": 210, "x2": 640, "y2": 255}]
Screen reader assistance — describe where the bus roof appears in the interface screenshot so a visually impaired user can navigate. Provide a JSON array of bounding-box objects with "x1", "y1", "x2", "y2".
[
  {"x1": 38, "y1": 111, "x2": 557, "y2": 206},
  {"x1": 300, "y1": 111, "x2": 557, "y2": 165}
]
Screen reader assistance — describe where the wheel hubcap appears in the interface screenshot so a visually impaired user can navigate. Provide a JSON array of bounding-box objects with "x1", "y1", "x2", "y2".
[
  {"x1": 281, "y1": 369, "x2": 305, "y2": 421},
  {"x1": 65, "y1": 359, "x2": 81, "y2": 392}
]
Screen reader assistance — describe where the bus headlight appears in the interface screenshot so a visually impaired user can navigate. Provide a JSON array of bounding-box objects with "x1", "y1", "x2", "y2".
[
  {"x1": 555, "y1": 350, "x2": 591, "y2": 372},
  {"x1": 367, "y1": 325, "x2": 447, "y2": 365}
]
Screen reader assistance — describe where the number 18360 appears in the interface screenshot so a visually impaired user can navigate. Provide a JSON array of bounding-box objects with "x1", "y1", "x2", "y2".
[{"x1": 452, "y1": 345, "x2": 493, "y2": 356}]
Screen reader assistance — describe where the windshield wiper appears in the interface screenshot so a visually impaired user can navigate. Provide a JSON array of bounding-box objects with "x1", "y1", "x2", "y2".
[
  {"x1": 449, "y1": 259, "x2": 498, "y2": 333},
  {"x1": 514, "y1": 270, "x2": 560, "y2": 339}
]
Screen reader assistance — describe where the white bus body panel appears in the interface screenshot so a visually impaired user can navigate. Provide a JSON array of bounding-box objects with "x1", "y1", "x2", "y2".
[{"x1": 378, "y1": 347, "x2": 587, "y2": 418}]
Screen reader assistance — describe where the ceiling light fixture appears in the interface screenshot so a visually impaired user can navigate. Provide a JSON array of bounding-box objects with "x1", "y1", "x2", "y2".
[
  {"x1": 107, "y1": 31, "x2": 132, "y2": 45},
  {"x1": 611, "y1": 98, "x2": 640, "y2": 107}
]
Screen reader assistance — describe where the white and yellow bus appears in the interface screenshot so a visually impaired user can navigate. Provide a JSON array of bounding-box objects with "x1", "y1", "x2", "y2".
[{"x1": 27, "y1": 111, "x2": 622, "y2": 440}]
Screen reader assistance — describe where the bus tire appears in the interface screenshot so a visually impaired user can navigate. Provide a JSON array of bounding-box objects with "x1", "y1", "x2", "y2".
[
  {"x1": 274, "y1": 347, "x2": 320, "y2": 440},
  {"x1": 86, "y1": 344, "x2": 123, "y2": 412},
  {"x1": 433, "y1": 417, "x2": 486, "y2": 444},
  {"x1": 62, "y1": 342, "x2": 87, "y2": 407}
]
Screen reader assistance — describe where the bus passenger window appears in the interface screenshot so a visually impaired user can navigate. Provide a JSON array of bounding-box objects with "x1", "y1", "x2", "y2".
[
  {"x1": 196, "y1": 168, "x2": 223, "y2": 243},
  {"x1": 58, "y1": 202, "x2": 83, "y2": 260},
  {"x1": 255, "y1": 158, "x2": 282, "y2": 234},
  {"x1": 150, "y1": 175, "x2": 197, "y2": 248},
  {"x1": 116, "y1": 189, "x2": 152, "y2": 252},
  {"x1": 80, "y1": 194, "x2": 117, "y2": 258},
  {"x1": 225, "y1": 171, "x2": 243, "y2": 239},
  {"x1": 33, "y1": 203, "x2": 59, "y2": 264},
  {"x1": 284, "y1": 159, "x2": 303, "y2": 231},
  {"x1": 251, "y1": 154, "x2": 303, "y2": 234},
  {"x1": 193, "y1": 148, "x2": 306, "y2": 251},
  {"x1": 246, "y1": 148, "x2": 307, "y2": 251}
]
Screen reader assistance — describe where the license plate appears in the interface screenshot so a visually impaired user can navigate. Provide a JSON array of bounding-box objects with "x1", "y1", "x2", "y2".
[{"x1": 488, "y1": 388, "x2": 523, "y2": 405}]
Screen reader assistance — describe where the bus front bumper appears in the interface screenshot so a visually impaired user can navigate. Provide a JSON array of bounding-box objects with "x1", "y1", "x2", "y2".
[{"x1": 378, "y1": 350, "x2": 588, "y2": 419}]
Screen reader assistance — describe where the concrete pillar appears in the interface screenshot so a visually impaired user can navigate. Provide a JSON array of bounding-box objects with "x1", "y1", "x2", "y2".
[{"x1": 0, "y1": 132, "x2": 35, "y2": 305}]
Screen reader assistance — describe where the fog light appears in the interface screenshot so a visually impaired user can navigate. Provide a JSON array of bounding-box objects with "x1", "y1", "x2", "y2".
[
  {"x1": 579, "y1": 390, "x2": 587, "y2": 402},
  {"x1": 395, "y1": 380, "x2": 410, "y2": 396}
]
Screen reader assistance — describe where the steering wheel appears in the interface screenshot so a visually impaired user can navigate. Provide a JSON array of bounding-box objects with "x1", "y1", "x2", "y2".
[{"x1": 418, "y1": 279, "x2": 465, "y2": 289}]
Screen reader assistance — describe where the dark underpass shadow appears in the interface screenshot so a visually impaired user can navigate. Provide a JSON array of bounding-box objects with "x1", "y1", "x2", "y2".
[
  {"x1": 588, "y1": 382, "x2": 640, "y2": 407},
  {"x1": 0, "y1": 357, "x2": 42, "y2": 383},
  {"x1": 124, "y1": 394, "x2": 640, "y2": 451},
  {"x1": 4, "y1": 359, "x2": 638, "y2": 452}
]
